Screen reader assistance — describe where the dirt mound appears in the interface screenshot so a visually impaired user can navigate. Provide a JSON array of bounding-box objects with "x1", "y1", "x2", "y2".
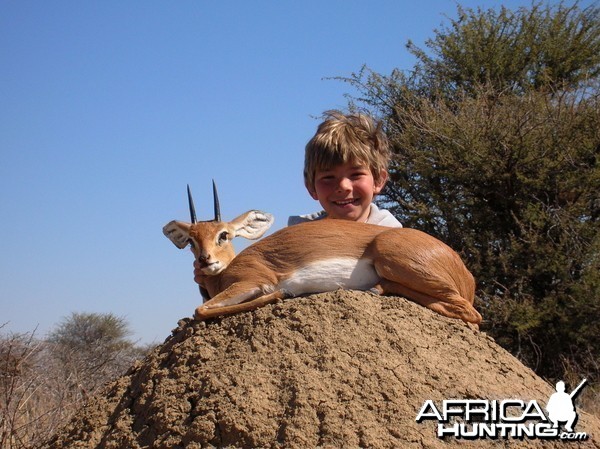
[{"x1": 44, "y1": 291, "x2": 599, "y2": 448}]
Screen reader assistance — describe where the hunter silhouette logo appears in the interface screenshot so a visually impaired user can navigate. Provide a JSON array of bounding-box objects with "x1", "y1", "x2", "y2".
[
  {"x1": 416, "y1": 379, "x2": 589, "y2": 441},
  {"x1": 547, "y1": 379, "x2": 587, "y2": 433}
]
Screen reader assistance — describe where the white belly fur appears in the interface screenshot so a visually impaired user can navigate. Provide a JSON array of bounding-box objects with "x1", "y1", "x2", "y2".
[{"x1": 277, "y1": 258, "x2": 380, "y2": 296}]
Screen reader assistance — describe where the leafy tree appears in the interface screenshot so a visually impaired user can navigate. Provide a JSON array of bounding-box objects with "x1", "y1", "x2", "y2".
[
  {"x1": 48, "y1": 312, "x2": 144, "y2": 395},
  {"x1": 408, "y1": 1, "x2": 600, "y2": 95},
  {"x1": 48, "y1": 312, "x2": 132, "y2": 352},
  {"x1": 339, "y1": 1, "x2": 600, "y2": 381}
]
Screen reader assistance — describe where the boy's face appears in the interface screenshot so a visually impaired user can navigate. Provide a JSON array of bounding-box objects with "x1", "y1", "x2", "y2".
[{"x1": 308, "y1": 161, "x2": 387, "y2": 222}]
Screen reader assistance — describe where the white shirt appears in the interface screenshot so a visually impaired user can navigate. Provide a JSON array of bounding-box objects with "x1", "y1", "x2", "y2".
[{"x1": 288, "y1": 203, "x2": 402, "y2": 228}]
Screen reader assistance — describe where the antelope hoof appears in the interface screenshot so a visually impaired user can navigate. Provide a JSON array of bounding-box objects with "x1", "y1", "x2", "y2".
[
  {"x1": 466, "y1": 321, "x2": 480, "y2": 331},
  {"x1": 194, "y1": 306, "x2": 207, "y2": 321},
  {"x1": 281, "y1": 289, "x2": 294, "y2": 299},
  {"x1": 368, "y1": 285, "x2": 384, "y2": 296}
]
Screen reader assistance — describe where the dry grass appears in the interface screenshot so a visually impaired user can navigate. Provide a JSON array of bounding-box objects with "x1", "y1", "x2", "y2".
[{"x1": 0, "y1": 325, "x2": 148, "y2": 449}]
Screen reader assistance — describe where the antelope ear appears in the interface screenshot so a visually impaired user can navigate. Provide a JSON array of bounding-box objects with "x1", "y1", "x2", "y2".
[
  {"x1": 230, "y1": 210, "x2": 274, "y2": 240},
  {"x1": 163, "y1": 221, "x2": 192, "y2": 249}
]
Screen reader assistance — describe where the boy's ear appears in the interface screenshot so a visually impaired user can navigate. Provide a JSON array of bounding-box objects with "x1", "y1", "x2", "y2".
[
  {"x1": 305, "y1": 181, "x2": 319, "y2": 200},
  {"x1": 373, "y1": 169, "x2": 388, "y2": 194}
]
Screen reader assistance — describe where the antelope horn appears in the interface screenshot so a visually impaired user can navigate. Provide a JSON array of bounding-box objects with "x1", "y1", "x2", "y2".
[
  {"x1": 187, "y1": 184, "x2": 197, "y2": 224},
  {"x1": 212, "y1": 180, "x2": 221, "y2": 222}
]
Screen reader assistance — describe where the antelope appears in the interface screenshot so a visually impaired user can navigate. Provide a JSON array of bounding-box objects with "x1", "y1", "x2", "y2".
[{"x1": 163, "y1": 184, "x2": 482, "y2": 324}]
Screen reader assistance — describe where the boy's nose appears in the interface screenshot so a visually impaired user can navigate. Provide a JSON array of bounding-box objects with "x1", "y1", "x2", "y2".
[{"x1": 337, "y1": 177, "x2": 352, "y2": 191}]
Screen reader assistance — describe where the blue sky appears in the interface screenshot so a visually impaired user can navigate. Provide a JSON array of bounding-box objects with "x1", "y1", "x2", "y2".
[{"x1": 1, "y1": 1, "x2": 580, "y2": 344}]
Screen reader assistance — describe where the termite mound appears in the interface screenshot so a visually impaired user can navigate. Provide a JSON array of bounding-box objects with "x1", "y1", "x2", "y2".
[{"x1": 44, "y1": 290, "x2": 600, "y2": 449}]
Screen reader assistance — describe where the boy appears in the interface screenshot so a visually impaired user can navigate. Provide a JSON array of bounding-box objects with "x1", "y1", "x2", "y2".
[
  {"x1": 193, "y1": 111, "x2": 400, "y2": 285},
  {"x1": 288, "y1": 110, "x2": 401, "y2": 227}
]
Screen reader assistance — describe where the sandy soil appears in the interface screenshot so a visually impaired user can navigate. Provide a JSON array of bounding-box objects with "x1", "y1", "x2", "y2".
[{"x1": 44, "y1": 290, "x2": 600, "y2": 448}]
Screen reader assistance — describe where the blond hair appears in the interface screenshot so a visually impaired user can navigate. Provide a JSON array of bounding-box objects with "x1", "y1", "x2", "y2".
[{"x1": 304, "y1": 110, "x2": 390, "y2": 190}]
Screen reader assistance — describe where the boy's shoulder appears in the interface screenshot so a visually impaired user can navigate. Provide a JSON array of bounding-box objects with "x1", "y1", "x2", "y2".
[
  {"x1": 287, "y1": 210, "x2": 327, "y2": 226},
  {"x1": 287, "y1": 204, "x2": 402, "y2": 228},
  {"x1": 368, "y1": 204, "x2": 402, "y2": 227}
]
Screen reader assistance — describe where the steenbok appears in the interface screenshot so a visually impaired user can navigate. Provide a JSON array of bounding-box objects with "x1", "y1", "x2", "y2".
[{"x1": 163, "y1": 184, "x2": 482, "y2": 324}]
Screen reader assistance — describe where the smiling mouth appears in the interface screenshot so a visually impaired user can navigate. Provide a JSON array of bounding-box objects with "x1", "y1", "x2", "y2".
[{"x1": 333, "y1": 198, "x2": 359, "y2": 206}]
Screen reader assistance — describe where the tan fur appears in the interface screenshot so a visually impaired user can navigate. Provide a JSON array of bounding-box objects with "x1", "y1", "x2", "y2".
[{"x1": 163, "y1": 213, "x2": 482, "y2": 325}]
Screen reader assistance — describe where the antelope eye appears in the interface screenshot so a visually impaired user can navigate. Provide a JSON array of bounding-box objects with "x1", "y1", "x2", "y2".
[{"x1": 218, "y1": 231, "x2": 229, "y2": 243}]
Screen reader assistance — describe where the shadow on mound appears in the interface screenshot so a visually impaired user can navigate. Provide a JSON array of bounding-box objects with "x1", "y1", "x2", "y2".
[{"x1": 44, "y1": 291, "x2": 600, "y2": 449}]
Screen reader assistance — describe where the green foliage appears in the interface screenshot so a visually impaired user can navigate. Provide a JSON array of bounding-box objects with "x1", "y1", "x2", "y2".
[
  {"x1": 47, "y1": 312, "x2": 146, "y2": 395},
  {"x1": 409, "y1": 1, "x2": 600, "y2": 94},
  {"x1": 48, "y1": 311, "x2": 132, "y2": 353},
  {"x1": 339, "y1": 1, "x2": 600, "y2": 381}
]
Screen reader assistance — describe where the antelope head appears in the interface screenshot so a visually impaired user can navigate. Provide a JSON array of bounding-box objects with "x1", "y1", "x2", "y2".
[{"x1": 163, "y1": 182, "x2": 274, "y2": 276}]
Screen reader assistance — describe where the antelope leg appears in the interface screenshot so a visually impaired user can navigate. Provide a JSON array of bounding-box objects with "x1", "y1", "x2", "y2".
[{"x1": 194, "y1": 285, "x2": 288, "y2": 320}]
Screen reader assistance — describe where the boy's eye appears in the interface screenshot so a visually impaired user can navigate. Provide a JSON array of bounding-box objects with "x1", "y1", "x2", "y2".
[
  {"x1": 317, "y1": 174, "x2": 335, "y2": 182},
  {"x1": 318, "y1": 172, "x2": 334, "y2": 178}
]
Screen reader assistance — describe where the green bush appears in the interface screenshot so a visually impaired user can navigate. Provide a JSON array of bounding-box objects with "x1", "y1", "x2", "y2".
[{"x1": 339, "y1": 1, "x2": 600, "y2": 383}]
